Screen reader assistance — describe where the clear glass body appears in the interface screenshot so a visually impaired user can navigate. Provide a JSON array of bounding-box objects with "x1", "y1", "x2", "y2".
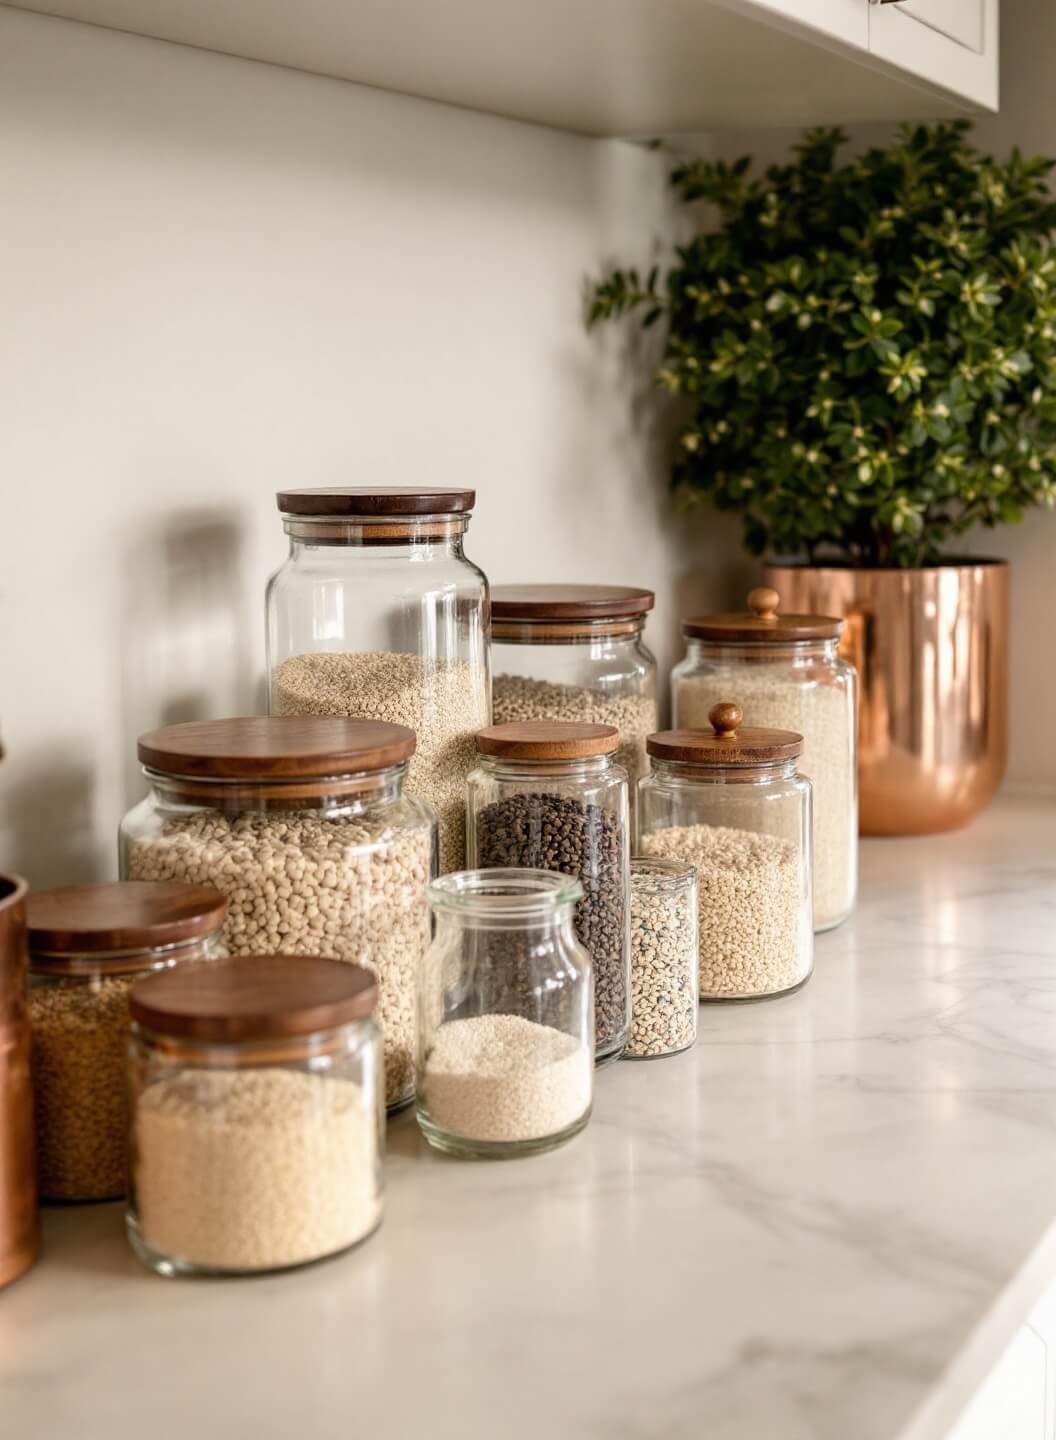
[
  {"x1": 671, "y1": 637, "x2": 856, "y2": 931},
  {"x1": 626, "y1": 858, "x2": 699, "y2": 1060},
  {"x1": 119, "y1": 763, "x2": 434, "y2": 1112},
  {"x1": 491, "y1": 620, "x2": 656, "y2": 841},
  {"x1": 639, "y1": 757, "x2": 813, "y2": 1002},
  {"x1": 28, "y1": 932, "x2": 222, "y2": 1202},
  {"x1": 466, "y1": 754, "x2": 631, "y2": 1062},
  {"x1": 265, "y1": 512, "x2": 490, "y2": 875},
  {"x1": 127, "y1": 1016, "x2": 383, "y2": 1276},
  {"x1": 416, "y1": 870, "x2": 593, "y2": 1159}
]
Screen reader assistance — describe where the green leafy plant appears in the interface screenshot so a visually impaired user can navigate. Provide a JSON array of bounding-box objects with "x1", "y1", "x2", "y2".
[{"x1": 591, "y1": 123, "x2": 1056, "y2": 566}]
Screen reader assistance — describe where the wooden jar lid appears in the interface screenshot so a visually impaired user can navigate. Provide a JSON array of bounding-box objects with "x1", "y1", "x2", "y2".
[
  {"x1": 276, "y1": 487, "x2": 475, "y2": 516},
  {"x1": 26, "y1": 881, "x2": 228, "y2": 956},
  {"x1": 476, "y1": 721, "x2": 620, "y2": 760},
  {"x1": 647, "y1": 702, "x2": 802, "y2": 765},
  {"x1": 130, "y1": 955, "x2": 377, "y2": 1041},
  {"x1": 137, "y1": 716, "x2": 416, "y2": 780},
  {"x1": 491, "y1": 585, "x2": 655, "y2": 621},
  {"x1": 682, "y1": 586, "x2": 843, "y2": 642}
]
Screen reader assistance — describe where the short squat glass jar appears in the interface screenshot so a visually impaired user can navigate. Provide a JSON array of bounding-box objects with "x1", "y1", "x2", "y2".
[
  {"x1": 127, "y1": 955, "x2": 382, "y2": 1277},
  {"x1": 491, "y1": 585, "x2": 656, "y2": 840},
  {"x1": 26, "y1": 881, "x2": 227, "y2": 1202},
  {"x1": 639, "y1": 703, "x2": 814, "y2": 1002},
  {"x1": 120, "y1": 716, "x2": 434, "y2": 1112},
  {"x1": 466, "y1": 722, "x2": 631, "y2": 1062},
  {"x1": 266, "y1": 486, "x2": 490, "y2": 874},
  {"x1": 672, "y1": 587, "x2": 855, "y2": 932},
  {"x1": 417, "y1": 870, "x2": 593, "y2": 1159},
  {"x1": 625, "y1": 858, "x2": 699, "y2": 1060}
]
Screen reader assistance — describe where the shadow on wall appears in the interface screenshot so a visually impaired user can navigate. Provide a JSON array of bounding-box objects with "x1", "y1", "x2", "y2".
[
  {"x1": 118, "y1": 507, "x2": 261, "y2": 811},
  {"x1": 0, "y1": 749, "x2": 100, "y2": 888}
]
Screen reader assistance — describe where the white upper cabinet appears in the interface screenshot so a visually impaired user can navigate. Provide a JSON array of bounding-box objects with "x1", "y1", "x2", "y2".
[
  {"x1": 869, "y1": 0, "x2": 998, "y2": 111},
  {"x1": 6, "y1": 0, "x2": 998, "y2": 135}
]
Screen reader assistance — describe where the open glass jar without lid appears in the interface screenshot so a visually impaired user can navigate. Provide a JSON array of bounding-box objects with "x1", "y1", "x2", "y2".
[
  {"x1": 417, "y1": 870, "x2": 593, "y2": 1160},
  {"x1": 120, "y1": 716, "x2": 434, "y2": 1111},
  {"x1": 127, "y1": 954, "x2": 382, "y2": 1277},
  {"x1": 490, "y1": 585, "x2": 656, "y2": 840},
  {"x1": 265, "y1": 486, "x2": 490, "y2": 874},
  {"x1": 25, "y1": 881, "x2": 227, "y2": 1202},
  {"x1": 466, "y1": 722, "x2": 631, "y2": 1062},
  {"x1": 672, "y1": 587, "x2": 856, "y2": 932},
  {"x1": 639, "y1": 703, "x2": 814, "y2": 1002}
]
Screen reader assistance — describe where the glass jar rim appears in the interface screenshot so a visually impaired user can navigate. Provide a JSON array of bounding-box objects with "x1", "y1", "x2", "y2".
[
  {"x1": 630, "y1": 857, "x2": 698, "y2": 887},
  {"x1": 427, "y1": 868, "x2": 583, "y2": 919}
]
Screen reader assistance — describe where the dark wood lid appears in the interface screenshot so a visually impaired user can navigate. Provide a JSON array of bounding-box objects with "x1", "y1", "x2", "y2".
[
  {"x1": 476, "y1": 721, "x2": 619, "y2": 760},
  {"x1": 130, "y1": 955, "x2": 377, "y2": 1040},
  {"x1": 138, "y1": 716, "x2": 416, "y2": 780},
  {"x1": 26, "y1": 882, "x2": 228, "y2": 955},
  {"x1": 647, "y1": 702, "x2": 802, "y2": 765},
  {"x1": 491, "y1": 585, "x2": 655, "y2": 621},
  {"x1": 682, "y1": 586, "x2": 843, "y2": 642},
  {"x1": 276, "y1": 487, "x2": 475, "y2": 516}
]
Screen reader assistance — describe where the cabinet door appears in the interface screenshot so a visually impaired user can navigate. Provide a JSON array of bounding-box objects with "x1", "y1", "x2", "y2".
[
  {"x1": 738, "y1": 0, "x2": 868, "y2": 49},
  {"x1": 869, "y1": 0, "x2": 997, "y2": 110}
]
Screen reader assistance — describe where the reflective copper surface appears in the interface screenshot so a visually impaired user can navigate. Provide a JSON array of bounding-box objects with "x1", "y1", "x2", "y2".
[
  {"x1": 763, "y1": 561, "x2": 1009, "y2": 835},
  {"x1": 0, "y1": 873, "x2": 38, "y2": 1288}
]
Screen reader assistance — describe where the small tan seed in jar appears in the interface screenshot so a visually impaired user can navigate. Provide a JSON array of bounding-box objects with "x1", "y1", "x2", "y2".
[{"x1": 30, "y1": 975, "x2": 134, "y2": 1200}]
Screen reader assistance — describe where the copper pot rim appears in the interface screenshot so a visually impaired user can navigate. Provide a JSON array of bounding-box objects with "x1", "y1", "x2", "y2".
[
  {"x1": 765, "y1": 556, "x2": 1008, "y2": 574},
  {"x1": 0, "y1": 875, "x2": 28, "y2": 912}
]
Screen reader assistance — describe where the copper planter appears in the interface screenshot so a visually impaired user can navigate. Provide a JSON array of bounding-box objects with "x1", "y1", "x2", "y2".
[
  {"x1": 763, "y1": 560, "x2": 1009, "y2": 836},
  {"x1": 0, "y1": 873, "x2": 38, "y2": 1289}
]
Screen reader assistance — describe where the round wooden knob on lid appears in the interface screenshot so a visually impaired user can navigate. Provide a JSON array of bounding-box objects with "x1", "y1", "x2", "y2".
[
  {"x1": 747, "y1": 588, "x2": 780, "y2": 621},
  {"x1": 709, "y1": 702, "x2": 743, "y2": 737}
]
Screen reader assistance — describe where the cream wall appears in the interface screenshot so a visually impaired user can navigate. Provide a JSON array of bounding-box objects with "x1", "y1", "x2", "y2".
[{"x1": 0, "y1": 7, "x2": 731, "y2": 887}]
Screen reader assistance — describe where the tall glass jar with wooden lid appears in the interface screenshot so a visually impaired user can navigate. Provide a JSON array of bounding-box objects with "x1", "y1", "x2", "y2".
[
  {"x1": 120, "y1": 716, "x2": 434, "y2": 1111},
  {"x1": 26, "y1": 880, "x2": 227, "y2": 1202},
  {"x1": 467, "y1": 721, "x2": 631, "y2": 1062},
  {"x1": 265, "y1": 486, "x2": 490, "y2": 874},
  {"x1": 672, "y1": 587, "x2": 856, "y2": 932},
  {"x1": 639, "y1": 703, "x2": 813, "y2": 1002},
  {"x1": 491, "y1": 585, "x2": 656, "y2": 839},
  {"x1": 127, "y1": 954, "x2": 382, "y2": 1277}
]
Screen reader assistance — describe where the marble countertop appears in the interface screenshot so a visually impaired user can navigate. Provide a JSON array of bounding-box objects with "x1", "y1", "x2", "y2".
[{"x1": 5, "y1": 790, "x2": 1056, "y2": 1440}]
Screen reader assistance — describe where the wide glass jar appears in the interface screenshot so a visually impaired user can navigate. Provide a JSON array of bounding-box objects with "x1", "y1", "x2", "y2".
[
  {"x1": 640, "y1": 703, "x2": 814, "y2": 1002},
  {"x1": 127, "y1": 954, "x2": 382, "y2": 1277},
  {"x1": 120, "y1": 716, "x2": 434, "y2": 1112},
  {"x1": 417, "y1": 870, "x2": 593, "y2": 1159},
  {"x1": 0, "y1": 874, "x2": 37, "y2": 1289},
  {"x1": 491, "y1": 585, "x2": 656, "y2": 839},
  {"x1": 672, "y1": 587, "x2": 856, "y2": 932},
  {"x1": 466, "y1": 722, "x2": 631, "y2": 1062},
  {"x1": 266, "y1": 486, "x2": 490, "y2": 874},
  {"x1": 26, "y1": 881, "x2": 227, "y2": 1202},
  {"x1": 625, "y1": 858, "x2": 699, "y2": 1060}
]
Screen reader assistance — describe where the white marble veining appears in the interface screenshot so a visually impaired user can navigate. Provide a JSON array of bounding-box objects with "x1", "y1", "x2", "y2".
[{"x1": 4, "y1": 791, "x2": 1056, "y2": 1440}]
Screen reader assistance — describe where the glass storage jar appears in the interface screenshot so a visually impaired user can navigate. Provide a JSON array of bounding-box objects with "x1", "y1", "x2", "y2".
[
  {"x1": 266, "y1": 486, "x2": 490, "y2": 874},
  {"x1": 127, "y1": 954, "x2": 382, "y2": 1277},
  {"x1": 26, "y1": 881, "x2": 226, "y2": 1202},
  {"x1": 120, "y1": 716, "x2": 434, "y2": 1113},
  {"x1": 0, "y1": 873, "x2": 37, "y2": 1289},
  {"x1": 466, "y1": 722, "x2": 631, "y2": 1062},
  {"x1": 672, "y1": 587, "x2": 856, "y2": 932},
  {"x1": 625, "y1": 858, "x2": 699, "y2": 1060},
  {"x1": 417, "y1": 870, "x2": 593, "y2": 1159},
  {"x1": 640, "y1": 702, "x2": 814, "y2": 1002},
  {"x1": 491, "y1": 585, "x2": 656, "y2": 840}
]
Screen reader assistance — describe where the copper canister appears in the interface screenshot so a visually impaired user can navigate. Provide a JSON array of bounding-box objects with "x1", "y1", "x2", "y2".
[{"x1": 0, "y1": 873, "x2": 38, "y2": 1288}]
